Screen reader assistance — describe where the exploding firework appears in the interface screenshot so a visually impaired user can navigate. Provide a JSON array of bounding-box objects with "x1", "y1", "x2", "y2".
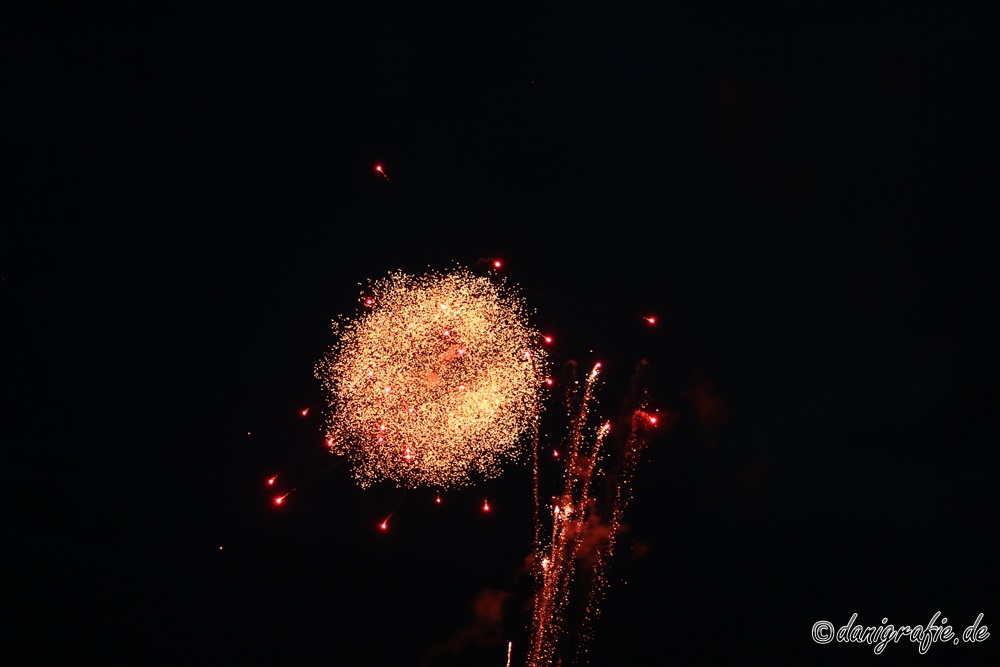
[{"x1": 315, "y1": 267, "x2": 549, "y2": 490}]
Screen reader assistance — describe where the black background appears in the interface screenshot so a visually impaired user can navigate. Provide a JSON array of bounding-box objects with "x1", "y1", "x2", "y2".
[{"x1": 6, "y1": 3, "x2": 999, "y2": 665}]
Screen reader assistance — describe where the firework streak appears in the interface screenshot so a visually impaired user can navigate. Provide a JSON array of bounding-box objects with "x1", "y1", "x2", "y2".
[{"x1": 527, "y1": 361, "x2": 656, "y2": 666}]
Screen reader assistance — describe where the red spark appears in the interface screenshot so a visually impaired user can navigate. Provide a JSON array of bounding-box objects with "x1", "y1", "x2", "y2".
[
  {"x1": 379, "y1": 519, "x2": 389, "y2": 530},
  {"x1": 435, "y1": 494, "x2": 442, "y2": 504},
  {"x1": 493, "y1": 260, "x2": 502, "y2": 269},
  {"x1": 482, "y1": 499, "x2": 491, "y2": 512},
  {"x1": 545, "y1": 378, "x2": 554, "y2": 386},
  {"x1": 543, "y1": 335, "x2": 553, "y2": 344},
  {"x1": 644, "y1": 315, "x2": 657, "y2": 325},
  {"x1": 300, "y1": 408, "x2": 309, "y2": 417},
  {"x1": 274, "y1": 494, "x2": 287, "y2": 506},
  {"x1": 375, "y1": 164, "x2": 389, "y2": 180},
  {"x1": 267, "y1": 476, "x2": 277, "y2": 486}
]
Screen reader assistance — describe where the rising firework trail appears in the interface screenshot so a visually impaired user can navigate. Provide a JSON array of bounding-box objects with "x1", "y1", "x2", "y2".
[{"x1": 526, "y1": 359, "x2": 658, "y2": 667}]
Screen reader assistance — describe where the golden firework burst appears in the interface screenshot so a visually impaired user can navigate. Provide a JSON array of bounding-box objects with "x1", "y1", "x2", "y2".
[{"x1": 315, "y1": 267, "x2": 548, "y2": 489}]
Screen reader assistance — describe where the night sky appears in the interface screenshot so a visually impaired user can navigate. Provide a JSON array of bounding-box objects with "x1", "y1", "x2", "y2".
[{"x1": 6, "y1": 4, "x2": 999, "y2": 666}]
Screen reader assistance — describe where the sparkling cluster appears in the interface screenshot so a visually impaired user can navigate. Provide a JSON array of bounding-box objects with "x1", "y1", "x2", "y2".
[{"x1": 315, "y1": 268, "x2": 548, "y2": 489}]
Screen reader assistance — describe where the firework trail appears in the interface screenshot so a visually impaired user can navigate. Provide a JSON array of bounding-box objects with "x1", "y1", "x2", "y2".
[
  {"x1": 527, "y1": 360, "x2": 657, "y2": 667},
  {"x1": 315, "y1": 267, "x2": 549, "y2": 490}
]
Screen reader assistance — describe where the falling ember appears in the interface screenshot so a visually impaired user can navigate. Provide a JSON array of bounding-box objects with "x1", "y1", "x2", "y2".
[
  {"x1": 494, "y1": 260, "x2": 503, "y2": 269},
  {"x1": 506, "y1": 641, "x2": 513, "y2": 667},
  {"x1": 379, "y1": 519, "x2": 389, "y2": 530},
  {"x1": 274, "y1": 494, "x2": 288, "y2": 506},
  {"x1": 644, "y1": 315, "x2": 657, "y2": 325},
  {"x1": 300, "y1": 408, "x2": 309, "y2": 417},
  {"x1": 267, "y1": 476, "x2": 277, "y2": 486},
  {"x1": 482, "y1": 499, "x2": 490, "y2": 512},
  {"x1": 375, "y1": 164, "x2": 389, "y2": 180},
  {"x1": 315, "y1": 267, "x2": 548, "y2": 489}
]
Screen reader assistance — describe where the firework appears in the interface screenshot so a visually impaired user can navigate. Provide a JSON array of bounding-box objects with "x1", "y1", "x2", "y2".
[
  {"x1": 315, "y1": 267, "x2": 548, "y2": 489},
  {"x1": 527, "y1": 361, "x2": 657, "y2": 667}
]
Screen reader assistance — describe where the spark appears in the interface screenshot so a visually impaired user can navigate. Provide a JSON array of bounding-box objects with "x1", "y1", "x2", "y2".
[
  {"x1": 644, "y1": 315, "x2": 657, "y2": 325},
  {"x1": 274, "y1": 494, "x2": 288, "y2": 506},
  {"x1": 375, "y1": 164, "x2": 389, "y2": 180},
  {"x1": 315, "y1": 267, "x2": 548, "y2": 489},
  {"x1": 267, "y1": 475, "x2": 278, "y2": 486},
  {"x1": 300, "y1": 408, "x2": 309, "y2": 417},
  {"x1": 506, "y1": 641, "x2": 513, "y2": 667},
  {"x1": 482, "y1": 498, "x2": 490, "y2": 512}
]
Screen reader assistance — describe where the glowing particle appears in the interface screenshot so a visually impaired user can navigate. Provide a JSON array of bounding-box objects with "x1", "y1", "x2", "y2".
[
  {"x1": 300, "y1": 408, "x2": 309, "y2": 417},
  {"x1": 483, "y1": 499, "x2": 490, "y2": 512},
  {"x1": 645, "y1": 316, "x2": 657, "y2": 325},
  {"x1": 274, "y1": 494, "x2": 288, "y2": 506},
  {"x1": 543, "y1": 335, "x2": 553, "y2": 344},
  {"x1": 379, "y1": 519, "x2": 389, "y2": 530},
  {"x1": 267, "y1": 476, "x2": 277, "y2": 486},
  {"x1": 375, "y1": 164, "x2": 389, "y2": 181},
  {"x1": 494, "y1": 260, "x2": 502, "y2": 269},
  {"x1": 435, "y1": 493, "x2": 442, "y2": 504}
]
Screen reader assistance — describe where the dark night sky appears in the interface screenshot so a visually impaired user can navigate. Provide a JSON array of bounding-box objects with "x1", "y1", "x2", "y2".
[{"x1": 6, "y1": 3, "x2": 999, "y2": 666}]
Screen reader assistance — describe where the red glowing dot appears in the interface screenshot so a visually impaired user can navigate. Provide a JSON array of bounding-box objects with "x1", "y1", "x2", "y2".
[
  {"x1": 364, "y1": 298, "x2": 374, "y2": 306},
  {"x1": 493, "y1": 260, "x2": 502, "y2": 269},
  {"x1": 219, "y1": 546, "x2": 224, "y2": 550},
  {"x1": 435, "y1": 494, "x2": 442, "y2": 504},
  {"x1": 553, "y1": 449, "x2": 560, "y2": 458},
  {"x1": 645, "y1": 316, "x2": 657, "y2": 325},
  {"x1": 246, "y1": 431, "x2": 252, "y2": 436},
  {"x1": 300, "y1": 408, "x2": 309, "y2": 417},
  {"x1": 543, "y1": 335, "x2": 553, "y2": 344},
  {"x1": 267, "y1": 476, "x2": 276, "y2": 486},
  {"x1": 649, "y1": 415, "x2": 658, "y2": 425},
  {"x1": 274, "y1": 496, "x2": 285, "y2": 506},
  {"x1": 375, "y1": 165, "x2": 383, "y2": 172},
  {"x1": 379, "y1": 520, "x2": 388, "y2": 530},
  {"x1": 482, "y1": 499, "x2": 491, "y2": 512},
  {"x1": 545, "y1": 378, "x2": 554, "y2": 386}
]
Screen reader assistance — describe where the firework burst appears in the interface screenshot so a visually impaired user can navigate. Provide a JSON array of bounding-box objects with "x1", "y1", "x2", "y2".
[{"x1": 315, "y1": 267, "x2": 549, "y2": 490}]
